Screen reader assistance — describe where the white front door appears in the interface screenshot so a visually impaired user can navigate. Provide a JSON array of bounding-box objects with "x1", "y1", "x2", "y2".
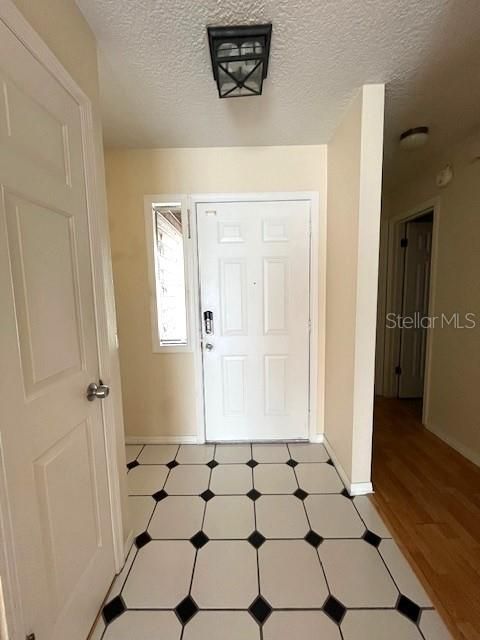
[
  {"x1": 0, "y1": 19, "x2": 114, "y2": 640},
  {"x1": 197, "y1": 199, "x2": 311, "y2": 441},
  {"x1": 398, "y1": 219, "x2": 433, "y2": 398}
]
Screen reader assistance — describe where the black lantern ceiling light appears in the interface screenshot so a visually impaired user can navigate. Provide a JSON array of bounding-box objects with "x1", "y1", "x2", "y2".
[{"x1": 207, "y1": 24, "x2": 272, "y2": 98}]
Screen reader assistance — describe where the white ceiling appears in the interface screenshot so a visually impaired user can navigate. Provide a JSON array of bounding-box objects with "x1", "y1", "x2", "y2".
[{"x1": 76, "y1": 0, "x2": 480, "y2": 187}]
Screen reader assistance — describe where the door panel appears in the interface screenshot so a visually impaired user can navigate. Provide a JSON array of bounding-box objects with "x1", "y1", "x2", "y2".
[
  {"x1": 0, "y1": 19, "x2": 114, "y2": 640},
  {"x1": 399, "y1": 220, "x2": 433, "y2": 398},
  {"x1": 197, "y1": 200, "x2": 310, "y2": 441}
]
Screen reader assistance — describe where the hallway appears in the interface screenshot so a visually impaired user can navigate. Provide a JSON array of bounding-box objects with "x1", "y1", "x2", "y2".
[
  {"x1": 372, "y1": 398, "x2": 480, "y2": 640},
  {"x1": 92, "y1": 442, "x2": 445, "y2": 639}
]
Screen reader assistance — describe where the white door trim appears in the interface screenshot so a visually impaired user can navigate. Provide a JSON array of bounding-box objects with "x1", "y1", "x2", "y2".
[
  {"x1": 0, "y1": 3, "x2": 125, "y2": 635},
  {"x1": 381, "y1": 197, "x2": 440, "y2": 426},
  {"x1": 189, "y1": 191, "x2": 325, "y2": 444}
]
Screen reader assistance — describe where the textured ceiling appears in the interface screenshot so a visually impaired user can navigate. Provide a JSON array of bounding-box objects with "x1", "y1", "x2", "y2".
[{"x1": 76, "y1": 0, "x2": 480, "y2": 187}]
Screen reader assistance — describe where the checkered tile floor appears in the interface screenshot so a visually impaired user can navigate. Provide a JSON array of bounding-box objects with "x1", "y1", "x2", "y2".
[{"x1": 90, "y1": 443, "x2": 452, "y2": 639}]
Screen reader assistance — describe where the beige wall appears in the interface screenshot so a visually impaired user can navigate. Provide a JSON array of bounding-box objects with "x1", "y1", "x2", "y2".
[
  {"x1": 380, "y1": 128, "x2": 480, "y2": 465},
  {"x1": 325, "y1": 85, "x2": 385, "y2": 487},
  {"x1": 12, "y1": 0, "x2": 130, "y2": 545},
  {"x1": 105, "y1": 145, "x2": 327, "y2": 439}
]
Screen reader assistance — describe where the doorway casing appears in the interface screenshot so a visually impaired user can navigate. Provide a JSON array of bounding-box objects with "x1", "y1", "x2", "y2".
[{"x1": 380, "y1": 197, "x2": 440, "y2": 426}]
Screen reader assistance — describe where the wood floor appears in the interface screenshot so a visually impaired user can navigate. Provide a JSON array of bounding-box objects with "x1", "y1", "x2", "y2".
[{"x1": 371, "y1": 397, "x2": 480, "y2": 640}]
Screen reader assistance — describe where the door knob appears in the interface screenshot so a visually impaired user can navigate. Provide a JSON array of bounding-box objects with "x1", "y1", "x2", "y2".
[
  {"x1": 204, "y1": 343, "x2": 214, "y2": 351},
  {"x1": 86, "y1": 380, "x2": 110, "y2": 401}
]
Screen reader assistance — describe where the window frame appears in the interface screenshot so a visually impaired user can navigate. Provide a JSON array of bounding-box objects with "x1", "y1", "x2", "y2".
[{"x1": 144, "y1": 194, "x2": 194, "y2": 353}]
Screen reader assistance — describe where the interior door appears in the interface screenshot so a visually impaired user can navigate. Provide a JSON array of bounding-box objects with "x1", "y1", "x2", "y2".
[
  {"x1": 197, "y1": 199, "x2": 311, "y2": 441},
  {"x1": 398, "y1": 219, "x2": 433, "y2": 398},
  {"x1": 0, "y1": 19, "x2": 114, "y2": 640}
]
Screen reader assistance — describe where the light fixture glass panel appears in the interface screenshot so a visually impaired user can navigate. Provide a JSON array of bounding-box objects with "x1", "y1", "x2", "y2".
[
  {"x1": 154, "y1": 205, "x2": 188, "y2": 345},
  {"x1": 243, "y1": 62, "x2": 263, "y2": 94}
]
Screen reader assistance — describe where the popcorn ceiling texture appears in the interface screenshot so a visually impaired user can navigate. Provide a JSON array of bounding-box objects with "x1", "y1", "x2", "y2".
[{"x1": 76, "y1": 0, "x2": 480, "y2": 187}]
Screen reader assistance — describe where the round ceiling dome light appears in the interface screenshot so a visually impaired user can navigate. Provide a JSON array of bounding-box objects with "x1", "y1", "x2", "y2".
[{"x1": 399, "y1": 126, "x2": 429, "y2": 150}]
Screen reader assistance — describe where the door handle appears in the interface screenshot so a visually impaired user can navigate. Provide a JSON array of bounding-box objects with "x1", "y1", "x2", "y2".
[
  {"x1": 204, "y1": 342, "x2": 214, "y2": 351},
  {"x1": 86, "y1": 379, "x2": 110, "y2": 401},
  {"x1": 204, "y1": 310, "x2": 214, "y2": 335}
]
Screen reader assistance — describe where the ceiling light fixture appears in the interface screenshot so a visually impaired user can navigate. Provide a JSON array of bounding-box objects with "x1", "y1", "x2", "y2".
[
  {"x1": 399, "y1": 126, "x2": 429, "y2": 150},
  {"x1": 207, "y1": 24, "x2": 272, "y2": 98}
]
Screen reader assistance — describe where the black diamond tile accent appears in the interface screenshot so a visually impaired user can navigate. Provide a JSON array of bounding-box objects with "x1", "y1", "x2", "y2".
[
  {"x1": 341, "y1": 488, "x2": 352, "y2": 499},
  {"x1": 207, "y1": 459, "x2": 219, "y2": 469},
  {"x1": 286, "y1": 458, "x2": 298, "y2": 468},
  {"x1": 322, "y1": 595, "x2": 346, "y2": 624},
  {"x1": 175, "y1": 595, "x2": 199, "y2": 625},
  {"x1": 304, "y1": 530, "x2": 323, "y2": 548},
  {"x1": 294, "y1": 488, "x2": 308, "y2": 501},
  {"x1": 200, "y1": 489, "x2": 215, "y2": 502},
  {"x1": 363, "y1": 529, "x2": 382, "y2": 547},
  {"x1": 190, "y1": 530, "x2": 209, "y2": 549},
  {"x1": 102, "y1": 595, "x2": 126, "y2": 625},
  {"x1": 248, "y1": 595, "x2": 272, "y2": 625},
  {"x1": 167, "y1": 459, "x2": 179, "y2": 469},
  {"x1": 152, "y1": 489, "x2": 168, "y2": 502},
  {"x1": 126, "y1": 459, "x2": 139, "y2": 470},
  {"x1": 246, "y1": 459, "x2": 258, "y2": 468},
  {"x1": 248, "y1": 530, "x2": 266, "y2": 548},
  {"x1": 396, "y1": 594, "x2": 421, "y2": 624},
  {"x1": 326, "y1": 458, "x2": 334, "y2": 466},
  {"x1": 135, "y1": 531, "x2": 152, "y2": 549},
  {"x1": 247, "y1": 488, "x2": 261, "y2": 501}
]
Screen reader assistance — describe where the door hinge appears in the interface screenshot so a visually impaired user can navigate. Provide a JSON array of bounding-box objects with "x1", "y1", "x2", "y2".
[
  {"x1": 187, "y1": 208, "x2": 191, "y2": 239},
  {"x1": 400, "y1": 237, "x2": 408, "y2": 248},
  {"x1": 395, "y1": 365, "x2": 402, "y2": 375}
]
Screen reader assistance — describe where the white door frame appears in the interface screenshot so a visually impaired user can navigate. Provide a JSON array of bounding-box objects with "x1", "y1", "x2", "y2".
[
  {"x1": 0, "y1": 3, "x2": 125, "y2": 636},
  {"x1": 189, "y1": 192, "x2": 325, "y2": 444},
  {"x1": 381, "y1": 197, "x2": 440, "y2": 425}
]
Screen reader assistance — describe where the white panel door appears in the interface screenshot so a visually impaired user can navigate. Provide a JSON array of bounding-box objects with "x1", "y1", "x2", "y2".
[
  {"x1": 0, "y1": 20, "x2": 114, "y2": 640},
  {"x1": 197, "y1": 200, "x2": 311, "y2": 441},
  {"x1": 399, "y1": 220, "x2": 433, "y2": 398}
]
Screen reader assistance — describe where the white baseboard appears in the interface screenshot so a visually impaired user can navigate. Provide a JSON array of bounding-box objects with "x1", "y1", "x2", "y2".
[
  {"x1": 309, "y1": 433, "x2": 325, "y2": 444},
  {"x1": 426, "y1": 423, "x2": 480, "y2": 467},
  {"x1": 125, "y1": 435, "x2": 198, "y2": 445},
  {"x1": 323, "y1": 436, "x2": 373, "y2": 496}
]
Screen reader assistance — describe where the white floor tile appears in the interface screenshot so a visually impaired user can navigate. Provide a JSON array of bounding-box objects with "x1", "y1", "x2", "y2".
[
  {"x1": 148, "y1": 496, "x2": 204, "y2": 538},
  {"x1": 127, "y1": 465, "x2": 168, "y2": 495},
  {"x1": 215, "y1": 444, "x2": 251, "y2": 463},
  {"x1": 288, "y1": 443, "x2": 329, "y2": 463},
  {"x1": 319, "y1": 539, "x2": 398, "y2": 607},
  {"x1": 183, "y1": 611, "x2": 260, "y2": 639},
  {"x1": 106, "y1": 545, "x2": 137, "y2": 601},
  {"x1": 342, "y1": 610, "x2": 423, "y2": 639},
  {"x1": 210, "y1": 464, "x2": 252, "y2": 494},
  {"x1": 164, "y1": 465, "x2": 210, "y2": 495},
  {"x1": 191, "y1": 541, "x2": 257, "y2": 608},
  {"x1": 137, "y1": 444, "x2": 178, "y2": 465},
  {"x1": 122, "y1": 541, "x2": 195, "y2": 608},
  {"x1": 255, "y1": 495, "x2": 309, "y2": 538},
  {"x1": 253, "y1": 464, "x2": 297, "y2": 494},
  {"x1": 264, "y1": 611, "x2": 341, "y2": 640},
  {"x1": 305, "y1": 494, "x2": 365, "y2": 538},
  {"x1": 259, "y1": 540, "x2": 328, "y2": 608},
  {"x1": 252, "y1": 443, "x2": 289, "y2": 462},
  {"x1": 125, "y1": 445, "x2": 143, "y2": 463},
  {"x1": 128, "y1": 496, "x2": 155, "y2": 536},
  {"x1": 295, "y1": 463, "x2": 343, "y2": 493},
  {"x1": 203, "y1": 496, "x2": 254, "y2": 538},
  {"x1": 419, "y1": 610, "x2": 453, "y2": 640},
  {"x1": 353, "y1": 495, "x2": 392, "y2": 537},
  {"x1": 88, "y1": 615, "x2": 105, "y2": 640},
  {"x1": 177, "y1": 444, "x2": 215, "y2": 464},
  {"x1": 379, "y1": 539, "x2": 432, "y2": 606},
  {"x1": 103, "y1": 611, "x2": 181, "y2": 639}
]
